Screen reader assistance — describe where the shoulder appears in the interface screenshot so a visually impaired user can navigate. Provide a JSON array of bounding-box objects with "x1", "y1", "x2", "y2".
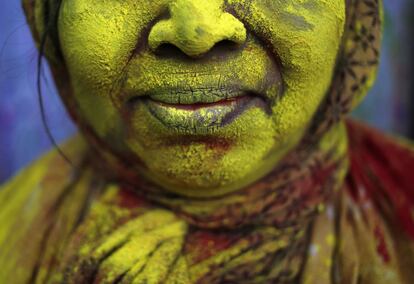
[
  {"x1": 345, "y1": 119, "x2": 414, "y2": 237},
  {"x1": 346, "y1": 118, "x2": 414, "y2": 172},
  {"x1": 0, "y1": 135, "x2": 90, "y2": 284},
  {"x1": 345, "y1": 119, "x2": 414, "y2": 213},
  {"x1": 341, "y1": 119, "x2": 414, "y2": 283}
]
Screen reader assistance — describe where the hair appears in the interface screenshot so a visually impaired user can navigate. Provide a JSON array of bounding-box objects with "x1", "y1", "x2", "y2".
[{"x1": 37, "y1": 0, "x2": 73, "y2": 165}]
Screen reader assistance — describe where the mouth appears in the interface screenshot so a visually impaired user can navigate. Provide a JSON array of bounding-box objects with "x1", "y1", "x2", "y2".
[{"x1": 126, "y1": 88, "x2": 269, "y2": 134}]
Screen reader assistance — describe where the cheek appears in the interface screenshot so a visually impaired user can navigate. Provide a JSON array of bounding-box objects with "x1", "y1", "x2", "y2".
[
  {"x1": 263, "y1": 2, "x2": 345, "y2": 113},
  {"x1": 232, "y1": 0, "x2": 346, "y2": 134},
  {"x1": 58, "y1": 0, "x2": 167, "y2": 135},
  {"x1": 59, "y1": 1, "x2": 134, "y2": 89}
]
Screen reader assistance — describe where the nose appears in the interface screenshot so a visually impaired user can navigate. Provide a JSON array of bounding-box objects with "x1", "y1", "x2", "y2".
[{"x1": 148, "y1": 0, "x2": 247, "y2": 58}]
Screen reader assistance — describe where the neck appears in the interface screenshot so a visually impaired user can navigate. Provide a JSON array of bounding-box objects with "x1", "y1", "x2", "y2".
[
  {"x1": 66, "y1": 121, "x2": 349, "y2": 283},
  {"x1": 109, "y1": 122, "x2": 349, "y2": 230}
]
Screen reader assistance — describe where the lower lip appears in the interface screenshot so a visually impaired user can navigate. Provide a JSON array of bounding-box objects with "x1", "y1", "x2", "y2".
[{"x1": 143, "y1": 95, "x2": 263, "y2": 133}]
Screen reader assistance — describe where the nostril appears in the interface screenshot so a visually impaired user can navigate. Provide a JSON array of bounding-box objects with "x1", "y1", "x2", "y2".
[
  {"x1": 153, "y1": 39, "x2": 244, "y2": 60},
  {"x1": 208, "y1": 39, "x2": 242, "y2": 54},
  {"x1": 154, "y1": 43, "x2": 190, "y2": 60}
]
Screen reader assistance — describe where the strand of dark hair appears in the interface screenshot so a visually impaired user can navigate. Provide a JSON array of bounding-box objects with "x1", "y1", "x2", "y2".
[{"x1": 37, "y1": 29, "x2": 73, "y2": 166}]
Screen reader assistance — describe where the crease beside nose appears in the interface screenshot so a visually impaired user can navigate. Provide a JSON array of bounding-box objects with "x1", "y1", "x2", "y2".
[{"x1": 148, "y1": 0, "x2": 247, "y2": 57}]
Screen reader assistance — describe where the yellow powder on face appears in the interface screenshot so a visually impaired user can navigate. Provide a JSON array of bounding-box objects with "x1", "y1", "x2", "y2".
[{"x1": 58, "y1": 0, "x2": 346, "y2": 195}]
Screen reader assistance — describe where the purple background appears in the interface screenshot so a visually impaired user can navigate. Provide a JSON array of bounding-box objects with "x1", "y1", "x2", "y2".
[{"x1": 1, "y1": 1, "x2": 413, "y2": 183}]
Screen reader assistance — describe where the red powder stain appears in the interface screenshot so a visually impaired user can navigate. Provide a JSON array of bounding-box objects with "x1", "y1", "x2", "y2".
[
  {"x1": 185, "y1": 230, "x2": 239, "y2": 265},
  {"x1": 374, "y1": 225, "x2": 391, "y2": 264},
  {"x1": 116, "y1": 186, "x2": 148, "y2": 209}
]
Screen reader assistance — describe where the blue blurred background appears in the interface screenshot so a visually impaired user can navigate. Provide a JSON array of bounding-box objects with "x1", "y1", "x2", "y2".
[{"x1": 0, "y1": 1, "x2": 413, "y2": 183}]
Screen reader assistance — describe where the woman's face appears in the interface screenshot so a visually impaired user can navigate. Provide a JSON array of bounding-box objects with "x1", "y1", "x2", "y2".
[{"x1": 58, "y1": 0, "x2": 345, "y2": 196}]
